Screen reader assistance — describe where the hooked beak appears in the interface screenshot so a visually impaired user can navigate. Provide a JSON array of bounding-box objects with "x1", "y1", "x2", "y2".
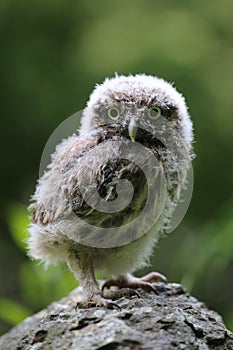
[{"x1": 128, "y1": 120, "x2": 138, "y2": 142}]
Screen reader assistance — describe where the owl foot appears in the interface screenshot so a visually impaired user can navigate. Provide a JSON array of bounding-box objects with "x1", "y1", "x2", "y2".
[
  {"x1": 102, "y1": 287, "x2": 140, "y2": 301},
  {"x1": 75, "y1": 294, "x2": 121, "y2": 310},
  {"x1": 102, "y1": 272, "x2": 167, "y2": 295}
]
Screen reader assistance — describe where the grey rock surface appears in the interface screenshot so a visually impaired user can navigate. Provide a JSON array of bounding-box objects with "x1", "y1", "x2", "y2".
[{"x1": 0, "y1": 283, "x2": 232, "y2": 350}]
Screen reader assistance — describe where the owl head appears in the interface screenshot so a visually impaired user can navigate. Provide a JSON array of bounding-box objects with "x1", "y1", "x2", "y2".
[{"x1": 80, "y1": 74, "x2": 193, "y2": 150}]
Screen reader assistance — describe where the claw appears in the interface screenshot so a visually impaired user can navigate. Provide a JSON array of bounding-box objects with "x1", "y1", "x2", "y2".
[
  {"x1": 106, "y1": 301, "x2": 121, "y2": 310},
  {"x1": 102, "y1": 279, "x2": 117, "y2": 291},
  {"x1": 149, "y1": 285, "x2": 159, "y2": 295},
  {"x1": 75, "y1": 297, "x2": 121, "y2": 310},
  {"x1": 102, "y1": 287, "x2": 140, "y2": 300}
]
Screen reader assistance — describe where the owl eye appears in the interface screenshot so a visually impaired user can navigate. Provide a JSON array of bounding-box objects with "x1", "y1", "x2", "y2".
[
  {"x1": 147, "y1": 106, "x2": 161, "y2": 120},
  {"x1": 107, "y1": 107, "x2": 120, "y2": 120}
]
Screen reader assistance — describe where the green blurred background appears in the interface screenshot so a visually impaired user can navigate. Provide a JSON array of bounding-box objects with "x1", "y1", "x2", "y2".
[{"x1": 0, "y1": 0, "x2": 232, "y2": 335}]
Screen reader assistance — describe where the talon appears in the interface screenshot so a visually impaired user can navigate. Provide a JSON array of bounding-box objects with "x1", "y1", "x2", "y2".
[
  {"x1": 74, "y1": 296, "x2": 121, "y2": 310},
  {"x1": 102, "y1": 279, "x2": 117, "y2": 291},
  {"x1": 149, "y1": 285, "x2": 159, "y2": 295},
  {"x1": 127, "y1": 289, "x2": 140, "y2": 298},
  {"x1": 102, "y1": 281, "x2": 110, "y2": 291},
  {"x1": 107, "y1": 301, "x2": 121, "y2": 310},
  {"x1": 103, "y1": 287, "x2": 141, "y2": 301},
  {"x1": 75, "y1": 302, "x2": 80, "y2": 311}
]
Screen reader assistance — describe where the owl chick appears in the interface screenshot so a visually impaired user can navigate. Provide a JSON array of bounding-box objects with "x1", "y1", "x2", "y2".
[{"x1": 28, "y1": 74, "x2": 193, "y2": 308}]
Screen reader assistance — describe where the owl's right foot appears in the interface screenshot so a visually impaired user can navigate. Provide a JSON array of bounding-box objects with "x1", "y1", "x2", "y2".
[{"x1": 75, "y1": 294, "x2": 121, "y2": 310}]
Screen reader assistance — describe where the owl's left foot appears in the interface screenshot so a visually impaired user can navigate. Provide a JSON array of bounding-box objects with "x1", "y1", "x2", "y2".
[
  {"x1": 102, "y1": 272, "x2": 167, "y2": 295},
  {"x1": 102, "y1": 287, "x2": 140, "y2": 301}
]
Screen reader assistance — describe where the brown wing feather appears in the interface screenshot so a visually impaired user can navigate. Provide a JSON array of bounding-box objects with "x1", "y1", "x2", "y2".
[{"x1": 32, "y1": 133, "x2": 102, "y2": 225}]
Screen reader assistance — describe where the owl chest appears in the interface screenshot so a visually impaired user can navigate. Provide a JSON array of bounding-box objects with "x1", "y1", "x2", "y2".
[
  {"x1": 73, "y1": 158, "x2": 148, "y2": 228},
  {"x1": 67, "y1": 138, "x2": 179, "y2": 232}
]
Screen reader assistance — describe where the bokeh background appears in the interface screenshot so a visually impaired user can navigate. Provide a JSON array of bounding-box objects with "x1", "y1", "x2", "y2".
[{"x1": 0, "y1": 0, "x2": 232, "y2": 335}]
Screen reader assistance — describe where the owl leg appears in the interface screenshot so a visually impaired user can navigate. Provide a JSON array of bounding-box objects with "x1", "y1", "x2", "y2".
[
  {"x1": 102, "y1": 272, "x2": 167, "y2": 295},
  {"x1": 67, "y1": 248, "x2": 119, "y2": 309}
]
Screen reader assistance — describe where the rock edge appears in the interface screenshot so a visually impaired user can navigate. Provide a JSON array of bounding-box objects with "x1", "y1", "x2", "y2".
[{"x1": 0, "y1": 283, "x2": 232, "y2": 350}]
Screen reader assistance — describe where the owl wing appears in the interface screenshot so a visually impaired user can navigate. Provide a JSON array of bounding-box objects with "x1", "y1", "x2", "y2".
[{"x1": 31, "y1": 132, "x2": 102, "y2": 225}]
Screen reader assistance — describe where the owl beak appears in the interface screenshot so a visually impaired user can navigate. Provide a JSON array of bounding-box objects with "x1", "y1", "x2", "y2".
[{"x1": 128, "y1": 121, "x2": 138, "y2": 142}]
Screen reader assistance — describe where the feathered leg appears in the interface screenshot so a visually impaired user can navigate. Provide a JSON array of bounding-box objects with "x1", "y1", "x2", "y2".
[{"x1": 67, "y1": 246, "x2": 119, "y2": 309}]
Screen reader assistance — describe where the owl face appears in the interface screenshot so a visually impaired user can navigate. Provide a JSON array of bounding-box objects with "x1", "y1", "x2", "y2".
[
  {"x1": 80, "y1": 74, "x2": 193, "y2": 149},
  {"x1": 92, "y1": 100, "x2": 178, "y2": 143}
]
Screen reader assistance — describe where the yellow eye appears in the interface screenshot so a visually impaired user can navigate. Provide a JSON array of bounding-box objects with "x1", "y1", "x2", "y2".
[
  {"x1": 147, "y1": 106, "x2": 161, "y2": 120},
  {"x1": 107, "y1": 107, "x2": 120, "y2": 120}
]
